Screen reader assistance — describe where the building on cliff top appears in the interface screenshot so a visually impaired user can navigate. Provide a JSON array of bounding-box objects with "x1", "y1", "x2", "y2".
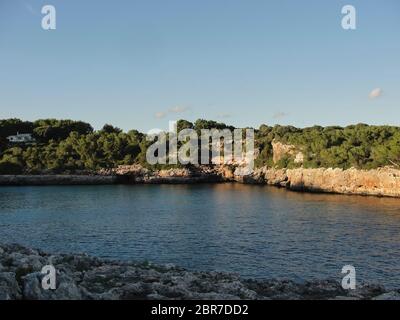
[{"x1": 6, "y1": 133, "x2": 35, "y2": 143}]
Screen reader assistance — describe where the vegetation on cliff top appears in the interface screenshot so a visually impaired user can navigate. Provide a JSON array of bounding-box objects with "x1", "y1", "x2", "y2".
[
  {"x1": 0, "y1": 118, "x2": 399, "y2": 174},
  {"x1": 256, "y1": 123, "x2": 400, "y2": 169}
]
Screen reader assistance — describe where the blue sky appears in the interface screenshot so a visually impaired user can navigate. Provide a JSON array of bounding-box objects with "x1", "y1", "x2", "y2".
[{"x1": 0, "y1": 0, "x2": 399, "y2": 132}]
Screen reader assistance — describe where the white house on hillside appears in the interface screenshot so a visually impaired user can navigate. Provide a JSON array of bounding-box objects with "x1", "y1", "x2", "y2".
[{"x1": 6, "y1": 133, "x2": 35, "y2": 143}]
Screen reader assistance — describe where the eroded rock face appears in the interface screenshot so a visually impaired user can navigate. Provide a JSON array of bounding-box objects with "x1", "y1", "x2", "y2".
[
  {"x1": 271, "y1": 141, "x2": 304, "y2": 164},
  {"x1": 106, "y1": 165, "x2": 223, "y2": 184},
  {"x1": 158, "y1": 168, "x2": 191, "y2": 178},
  {"x1": 0, "y1": 243, "x2": 397, "y2": 300},
  {"x1": 103, "y1": 164, "x2": 400, "y2": 197},
  {"x1": 2, "y1": 163, "x2": 400, "y2": 198},
  {"x1": 111, "y1": 165, "x2": 151, "y2": 176},
  {"x1": 253, "y1": 167, "x2": 400, "y2": 198}
]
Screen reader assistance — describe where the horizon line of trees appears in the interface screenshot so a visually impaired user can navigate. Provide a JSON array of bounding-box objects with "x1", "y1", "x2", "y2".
[{"x1": 1, "y1": 118, "x2": 400, "y2": 174}]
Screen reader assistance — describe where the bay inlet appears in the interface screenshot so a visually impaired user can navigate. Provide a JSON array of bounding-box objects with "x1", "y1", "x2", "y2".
[{"x1": 0, "y1": 184, "x2": 399, "y2": 289}]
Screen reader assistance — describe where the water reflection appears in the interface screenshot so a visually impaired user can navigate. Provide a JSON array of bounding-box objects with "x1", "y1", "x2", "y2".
[{"x1": 0, "y1": 184, "x2": 399, "y2": 288}]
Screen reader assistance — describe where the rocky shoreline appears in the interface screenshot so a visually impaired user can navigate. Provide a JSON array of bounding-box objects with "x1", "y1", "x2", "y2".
[
  {"x1": 250, "y1": 166, "x2": 400, "y2": 198},
  {"x1": 0, "y1": 174, "x2": 119, "y2": 186},
  {"x1": 1, "y1": 243, "x2": 399, "y2": 300},
  {"x1": 1, "y1": 165, "x2": 400, "y2": 198}
]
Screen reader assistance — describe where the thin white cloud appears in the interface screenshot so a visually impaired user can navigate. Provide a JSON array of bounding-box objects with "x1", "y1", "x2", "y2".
[
  {"x1": 216, "y1": 113, "x2": 232, "y2": 119},
  {"x1": 21, "y1": 1, "x2": 37, "y2": 15},
  {"x1": 369, "y1": 88, "x2": 383, "y2": 99},
  {"x1": 154, "y1": 105, "x2": 190, "y2": 119},
  {"x1": 154, "y1": 112, "x2": 167, "y2": 119},
  {"x1": 169, "y1": 106, "x2": 190, "y2": 113},
  {"x1": 272, "y1": 112, "x2": 289, "y2": 119}
]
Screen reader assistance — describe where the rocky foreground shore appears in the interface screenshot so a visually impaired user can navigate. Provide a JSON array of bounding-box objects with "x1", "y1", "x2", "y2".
[{"x1": 0, "y1": 243, "x2": 399, "y2": 300}]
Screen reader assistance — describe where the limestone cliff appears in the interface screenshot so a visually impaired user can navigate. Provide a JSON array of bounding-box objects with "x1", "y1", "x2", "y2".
[
  {"x1": 271, "y1": 140, "x2": 304, "y2": 164},
  {"x1": 2, "y1": 164, "x2": 400, "y2": 198},
  {"x1": 239, "y1": 166, "x2": 400, "y2": 198},
  {"x1": 286, "y1": 167, "x2": 400, "y2": 197}
]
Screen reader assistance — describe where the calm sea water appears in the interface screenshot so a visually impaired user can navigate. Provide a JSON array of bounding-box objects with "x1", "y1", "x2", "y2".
[{"x1": 0, "y1": 184, "x2": 400, "y2": 288}]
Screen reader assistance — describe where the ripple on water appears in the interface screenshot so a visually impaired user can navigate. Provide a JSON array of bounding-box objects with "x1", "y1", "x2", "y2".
[{"x1": 0, "y1": 184, "x2": 400, "y2": 289}]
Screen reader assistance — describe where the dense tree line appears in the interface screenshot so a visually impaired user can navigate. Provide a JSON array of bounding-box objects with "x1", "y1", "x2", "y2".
[
  {"x1": 0, "y1": 118, "x2": 400, "y2": 174},
  {"x1": 0, "y1": 119, "x2": 144, "y2": 174},
  {"x1": 255, "y1": 123, "x2": 400, "y2": 169}
]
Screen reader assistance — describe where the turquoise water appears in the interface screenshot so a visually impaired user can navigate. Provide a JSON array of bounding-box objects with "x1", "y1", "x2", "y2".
[{"x1": 0, "y1": 184, "x2": 400, "y2": 288}]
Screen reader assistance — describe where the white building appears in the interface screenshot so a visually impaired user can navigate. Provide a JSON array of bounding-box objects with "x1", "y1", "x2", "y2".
[{"x1": 6, "y1": 133, "x2": 35, "y2": 143}]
